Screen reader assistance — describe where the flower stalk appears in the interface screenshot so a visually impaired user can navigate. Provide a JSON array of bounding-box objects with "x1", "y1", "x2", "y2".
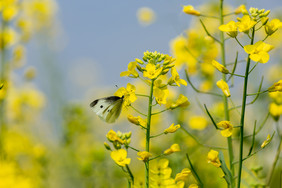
[
  {"x1": 145, "y1": 79, "x2": 154, "y2": 188},
  {"x1": 237, "y1": 26, "x2": 256, "y2": 188}
]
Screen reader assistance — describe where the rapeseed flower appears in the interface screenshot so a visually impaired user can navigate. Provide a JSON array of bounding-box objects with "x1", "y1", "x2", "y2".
[
  {"x1": 110, "y1": 149, "x2": 131, "y2": 167},
  {"x1": 164, "y1": 123, "x2": 180, "y2": 134},
  {"x1": 217, "y1": 121, "x2": 233, "y2": 137},
  {"x1": 244, "y1": 41, "x2": 274, "y2": 64},
  {"x1": 218, "y1": 21, "x2": 238, "y2": 38},
  {"x1": 120, "y1": 61, "x2": 139, "y2": 78},
  {"x1": 175, "y1": 168, "x2": 191, "y2": 181},
  {"x1": 268, "y1": 80, "x2": 282, "y2": 92},
  {"x1": 169, "y1": 94, "x2": 190, "y2": 109},
  {"x1": 168, "y1": 67, "x2": 187, "y2": 87},
  {"x1": 143, "y1": 63, "x2": 162, "y2": 80},
  {"x1": 234, "y1": 4, "x2": 248, "y2": 15},
  {"x1": 211, "y1": 60, "x2": 229, "y2": 74},
  {"x1": 269, "y1": 103, "x2": 282, "y2": 121},
  {"x1": 237, "y1": 15, "x2": 256, "y2": 33},
  {"x1": 183, "y1": 5, "x2": 200, "y2": 16},
  {"x1": 216, "y1": 79, "x2": 230, "y2": 97},
  {"x1": 207, "y1": 150, "x2": 221, "y2": 168},
  {"x1": 265, "y1": 19, "x2": 282, "y2": 36},
  {"x1": 127, "y1": 115, "x2": 147, "y2": 127},
  {"x1": 261, "y1": 134, "x2": 272, "y2": 148},
  {"x1": 137, "y1": 151, "x2": 152, "y2": 161},
  {"x1": 154, "y1": 79, "x2": 169, "y2": 105},
  {"x1": 115, "y1": 83, "x2": 137, "y2": 107},
  {"x1": 106, "y1": 130, "x2": 124, "y2": 144},
  {"x1": 164, "y1": 144, "x2": 180, "y2": 155}
]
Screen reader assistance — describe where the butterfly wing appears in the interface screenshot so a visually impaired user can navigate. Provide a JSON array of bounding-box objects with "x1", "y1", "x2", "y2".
[
  {"x1": 90, "y1": 96, "x2": 123, "y2": 123},
  {"x1": 105, "y1": 99, "x2": 123, "y2": 123}
]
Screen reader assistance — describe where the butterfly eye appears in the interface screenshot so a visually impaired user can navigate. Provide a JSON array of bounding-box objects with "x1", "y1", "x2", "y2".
[{"x1": 100, "y1": 105, "x2": 103, "y2": 108}]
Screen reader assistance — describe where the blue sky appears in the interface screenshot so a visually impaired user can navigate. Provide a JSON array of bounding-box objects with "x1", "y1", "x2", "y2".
[{"x1": 32, "y1": 0, "x2": 282, "y2": 100}]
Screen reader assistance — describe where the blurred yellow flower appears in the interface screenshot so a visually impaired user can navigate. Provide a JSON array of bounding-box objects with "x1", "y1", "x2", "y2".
[
  {"x1": 137, "y1": 151, "x2": 152, "y2": 161},
  {"x1": 164, "y1": 144, "x2": 180, "y2": 155},
  {"x1": 268, "y1": 80, "x2": 282, "y2": 92},
  {"x1": 244, "y1": 41, "x2": 274, "y2": 64},
  {"x1": 110, "y1": 149, "x2": 131, "y2": 167},
  {"x1": 199, "y1": 80, "x2": 213, "y2": 92},
  {"x1": 217, "y1": 121, "x2": 233, "y2": 137},
  {"x1": 164, "y1": 123, "x2": 180, "y2": 134},
  {"x1": 0, "y1": 28, "x2": 17, "y2": 49},
  {"x1": 207, "y1": 150, "x2": 221, "y2": 168},
  {"x1": 216, "y1": 79, "x2": 230, "y2": 97},
  {"x1": 234, "y1": 4, "x2": 247, "y2": 14},
  {"x1": 269, "y1": 103, "x2": 282, "y2": 121},
  {"x1": 218, "y1": 21, "x2": 238, "y2": 38},
  {"x1": 175, "y1": 168, "x2": 191, "y2": 182},
  {"x1": 2, "y1": 5, "x2": 18, "y2": 21},
  {"x1": 115, "y1": 83, "x2": 137, "y2": 107},
  {"x1": 189, "y1": 116, "x2": 208, "y2": 130},
  {"x1": 269, "y1": 91, "x2": 282, "y2": 104},
  {"x1": 120, "y1": 61, "x2": 139, "y2": 78},
  {"x1": 143, "y1": 63, "x2": 162, "y2": 80},
  {"x1": 261, "y1": 134, "x2": 272, "y2": 148},
  {"x1": 24, "y1": 66, "x2": 37, "y2": 80},
  {"x1": 183, "y1": 5, "x2": 200, "y2": 16},
  {"x1": 137, "y1": 7, "x2": 155, "y2": 26},
  {"x1": 265, "y1": 18, "x2": 282, "y2": 36},
  {"x1": 169, "y1": 94, "x2": 190, "y2": 109},
  {"x1": 211, "y1": 60, "x2": 229, "y2": 74},
  {"x1": 237, "y1": 15, "x2": 256, "y2": 33}
]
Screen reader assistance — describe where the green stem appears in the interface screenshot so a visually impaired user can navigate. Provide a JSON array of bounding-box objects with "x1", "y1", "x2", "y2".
[
  {"x1": 219, "y1": 1, "x2": 234, "y2": 186},
  {"x1": 145, "y1": 79, "x2": 154, "y2": 188},
  {"x1": 126, "y1": 164, "x2": 134, "y2": 185},
  {"x1": 237, "y1": 27, "x2": 255, "y2": 188}
]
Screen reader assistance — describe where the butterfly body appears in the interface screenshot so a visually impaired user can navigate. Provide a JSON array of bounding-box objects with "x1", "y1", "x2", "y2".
[{"x1": 90, "y1": 96, "x2": 124, "y2": 123}]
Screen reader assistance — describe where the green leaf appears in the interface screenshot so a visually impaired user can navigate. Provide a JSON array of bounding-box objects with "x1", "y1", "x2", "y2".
[
  {"x1": 204, "y1": 104, "x2": 219, "y2": 130},
  {"x1": 248, "y1": 121, "x2": 256, "y2": 156},
  {"x1": 218, "y1": 151, "x2": 232, "y2": 185}
]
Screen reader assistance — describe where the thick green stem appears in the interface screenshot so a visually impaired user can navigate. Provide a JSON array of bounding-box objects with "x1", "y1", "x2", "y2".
[
  {"x1": 237, "y1": 27, "x2": 255, "y2": 188},
  {"x1": 145, "y1": 79, "x2": 154, "y2": 188},
  {"x1": 219, "y1": 1, "x2": 234, "y2": 186}
]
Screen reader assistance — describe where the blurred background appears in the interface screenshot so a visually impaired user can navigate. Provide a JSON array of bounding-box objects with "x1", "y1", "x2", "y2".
[{"x1": 0, "y1": 0, "x2": 282, "y2": 187}]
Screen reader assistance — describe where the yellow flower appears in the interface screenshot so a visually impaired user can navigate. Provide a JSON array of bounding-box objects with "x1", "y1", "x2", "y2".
[
  {"x1": 2, "y1": 5, "x2": 18, "y2": 21},
  {"x1": 183, "y1": 5, "x2": 200, "y2": 16},
  {"x1": 234, "y1": 4, "x2": 248, "y2": 15},
  {"x1": 0, "y1": 28, "x2": 17, "y2": 49},
  {"x1": 168, "y1": 67, "x2": 187, "y2": 87},
  {"x1": 137, "y1": 151, "x2": 152, "y2": 161},
  {"x1": 137, "y1": 7, "x2": 155, "y2": 26},
  {"x1": 189, "y1": 116, "x2": 208, "y2": 130},
  {"x1": 164, "y1": 144, "x2": 181, "y2": 155},
  {"x1": 175, "y1": 168, "x2": 191, "y2": 182},
  {"x1": 261, "y1": 134, "x2": 272, "y2": 148},
  {"x1": 106, "y1": 130, "x2": 124, "y2": 143},
  {"x1": 218, "y1": 21, "x2": 238, "y2": 38},
  {"x1": 265, "y1": 18, "x2": 282, "y2": 36},
  {"x1": 237, "y1": 15, "x2": 256, "y2": 33},
  {"x1": 244, "y1": 41, "x2": 274, "y2": 64},
  {"x1": 216, "y1": 79, "x2": 231, "y2": 97},
  {"x1": 268, "y1": 80, "x2": 282, "y2": 92},
  {"x1": 200, "y1": 80, "x2": 213, "y2": 92},
  {"x1": 111, "y1": 149, "x2": 131, "y2": 167},
  {"x1": 269, "y1": 103, "x2": 282, "y2": 121},
  {"x1": 120, "y1": 61, "x2": 139, "y2": 78},
  {"x1": 154, "y1": 79, "x2": 169, "y2": 105},
  {"x1": 211, "y1": 60, "x2": 229, "y2": 74},
  {"x1": 150, "y1": 158, "x2": 172, "y2": 179},
  {"x1": 127, "y1": 114, "x2": 147, "y2": 127},
  {"x1": 164, "y1": 123, "x2": 181, "y2": 134},
  {"x1": 207, "y1": 150, "x2": 221, "y2": 168},
  {"x1": 143, "y1": 63, "x2": 162, "y2": 80},
  {"x1": 115, "y1": 83, "x2": 137, "y2": 107},
  {"x1": 217, "y1": 121, "x2": 233, "y2": 137},
  {"x1": 169, "y1": 94, "x2": 190, "y2": 109}
]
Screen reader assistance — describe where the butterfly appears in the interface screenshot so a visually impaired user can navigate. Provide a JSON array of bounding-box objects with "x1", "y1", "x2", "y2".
[{"x1": 90, "y1": 96, "x2": 124, "y2": 123}]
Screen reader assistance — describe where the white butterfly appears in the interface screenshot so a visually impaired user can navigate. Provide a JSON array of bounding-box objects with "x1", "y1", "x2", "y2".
[{"x1": 90, "y1": 96, "x2": 124, "y2": 123}]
